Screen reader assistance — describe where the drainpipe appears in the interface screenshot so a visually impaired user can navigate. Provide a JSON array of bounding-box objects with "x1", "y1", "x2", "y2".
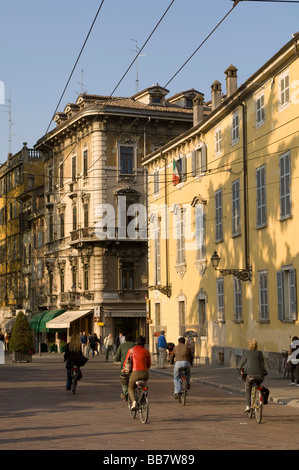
[
  {"x1": 241, "y1": 102, "x2": 250, "y2": 271},
  {"x1": 162, "y1": 152, "x2": 170, "y2": 291}
]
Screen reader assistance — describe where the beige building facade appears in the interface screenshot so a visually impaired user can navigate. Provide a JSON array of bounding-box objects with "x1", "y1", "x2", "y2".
[
  {"x1": 143, "y1": 34, "x2": 299, "y2": 373},
  {"x1": 35, "y1": 86, "x2": 195, "y2": 342}
]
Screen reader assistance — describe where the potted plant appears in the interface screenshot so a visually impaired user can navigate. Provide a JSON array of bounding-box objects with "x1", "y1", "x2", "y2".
[
  {"x1": 48, "y1": 342, "x2": 57, "y2": 353},
  {"x1": 10, "y1": 311, "x2": 35, "y2": 363},
  {"x1": 60, "y1": 341, "x2": 67, "y2": 353}
]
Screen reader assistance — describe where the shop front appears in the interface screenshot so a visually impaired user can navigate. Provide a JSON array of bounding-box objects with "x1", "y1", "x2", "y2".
[
  {"x1": 45, "y1": 309, "x2": 94, "y2": 342},
  {"x1": 30, "y1": 309, "x2": 66, "y2": 352}
]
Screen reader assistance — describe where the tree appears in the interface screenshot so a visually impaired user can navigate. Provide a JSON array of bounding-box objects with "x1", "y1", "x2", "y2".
[{"x1": 9, "y1": 311, "x2": 34, "y2": 353}]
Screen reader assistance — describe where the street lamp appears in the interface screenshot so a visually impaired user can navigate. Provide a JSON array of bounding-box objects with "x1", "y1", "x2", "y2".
[{"x1": 211, "y1": 250, "x2": 252, "y2": 282}]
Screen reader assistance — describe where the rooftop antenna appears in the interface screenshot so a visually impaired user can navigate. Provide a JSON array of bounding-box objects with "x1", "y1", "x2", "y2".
[
  {"x1": 79, "y1": 69, "x2": 88, "y2": 94},
  {"x1": 130, "y1": 39, "x2": 146, "y2": 93},
  {"x1": 74, "y1": 69, "x2": 88, "y2": 96}
]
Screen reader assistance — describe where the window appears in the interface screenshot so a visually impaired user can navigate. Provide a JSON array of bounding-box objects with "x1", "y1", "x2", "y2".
[
  {"x1": 215, "y1": 189, "x2": 223, "y2": 242},
  {"x1": 259, "y1": 270, "x2": 269, "y2": 321},
  {"x1": 122, "y1": 262, "x2": 134, "y2": 289},
  {"x1": 256, "y1": 93, "x2": 265, "y2": 127},
  {"x1": 279, "y1": 70, "x2": 290, "y2": 108},
  {"x1": 175, "y1": 207, "x2": 185, "y2": 265},
  {"x1": 60, "y1": 213, "x2": 65, "y2": 238},
  {"x1": 277, "y1": 267, "x2": 297, "y2": 321},
  {"x1": 49, "y1": 272, "x2": 53, "y2": 294},
  {"x1": 232, "y1": 179, "x2": 241, "y2": 236},
  {"x1": 83, "y1": 149, "x2": 88, "y2": 177},
  {"x1": 72, "y1": 206, "x2": 77, "y2": 231},
  {"x1": 84, "y1": 265, "x2": 89, "y2": 291},
  {"x1": 192, "y1": 145, "x2": 207, "y2": 176},
  {"x1": 60, "y1": 269, "x2": 65, "y2": 293},
  {"x1": 72, "y1": 156, "x2": 76, "y2": 181},
  {"x1": 195, "y1": 203, "x2": 206, "y2": 260},
  {"x1": 217, "y1": 278, "x2": 225, "y2": 322},
  {"x1": 178, "y1": 300, "x2": 186, "y2": 336},
  {"x1": 59, "y1": 162, "x2": 64, "y2": 189},
  {"x1": 83, "y1": 203, "x2": 89, "y2": 228},
  {"x1": 215, "y1": 126, "x2": 222, "y2": 155},
  {"x1": 256, "y1": 165, "x2": 267, "y2": 227},
  {"x1": 154, "y1": 219, "x2": 161, "y2": 285},
  {"x1": 120, "y1": 145, "x2": 134, "y2": 174},
  {"x1": 48, "y1": 166, "x2": 53, "y2": 192},
  {"x1": 234, "y1": 276, "x2": 242, "y2": 322},
  {"x1": 155, "y1": 302, "x2": 161, "y2": 326},
  {"x1": 49, "y1": 214, "x2": 54, "y2": 242},
  {"x1": 173, "y1": 154, "x2": 187, "y2": 183},
  {"x1": 72, "y1": 268, "x2": 77, "y2": 291},
  {"x1": 279, "y1": 151, "x2": 291, "y2": 219},
  {"x1": 153, "y1": 169, "x2": 160, "y2": 194},
  {"x1": 232, "y1": 111, "x2": 239, "y2": 144}
]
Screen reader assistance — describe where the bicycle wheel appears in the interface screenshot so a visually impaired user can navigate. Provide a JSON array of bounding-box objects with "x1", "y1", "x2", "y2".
[
  {"x1": 182, "y1": 378, "x2": 187, "y2": 406},
  {"x1": 255, "y1": 390, "x2": 263, "y2": 424},
  {"x1": 139, "y1": 393, "x2": 149, "y2": 424},
  {"x1": 71, "y1": 376, "x2": 77, "y2": 394},
  {"x1": 128, "y1": 396, "x2": 137, "y2": 419}
]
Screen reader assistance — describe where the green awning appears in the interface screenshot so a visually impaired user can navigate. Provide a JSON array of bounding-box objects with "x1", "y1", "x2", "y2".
[
  {"x1": 30, "y1": 310, "x2": 65, "y2": 332},
  {"x1": 30, "y1": 312, "x2": 47, "y2": 331}
]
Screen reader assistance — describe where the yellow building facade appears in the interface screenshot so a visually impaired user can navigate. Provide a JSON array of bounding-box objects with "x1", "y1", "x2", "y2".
[{"x1": 143, "y1": 34, "x2": 299, "y2": 372}]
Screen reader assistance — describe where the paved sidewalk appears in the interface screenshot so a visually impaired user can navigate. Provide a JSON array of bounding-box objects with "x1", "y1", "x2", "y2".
[{"x1": 151, "y1": 362, "x2": 299, "y2": 409}]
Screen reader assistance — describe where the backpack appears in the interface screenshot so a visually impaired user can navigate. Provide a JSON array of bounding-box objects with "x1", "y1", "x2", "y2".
[{"x1": 123, "y1": 348, "x2": 134, "y2": 374}]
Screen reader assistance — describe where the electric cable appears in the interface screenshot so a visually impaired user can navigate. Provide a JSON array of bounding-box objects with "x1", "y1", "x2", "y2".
[{"x1": 45, "y1": 0, "x2": 106, "y2": 135}]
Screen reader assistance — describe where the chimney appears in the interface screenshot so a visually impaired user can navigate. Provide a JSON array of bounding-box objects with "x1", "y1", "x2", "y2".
[
  {"x1": 224, "y1": 65, "x2": 238, "y2": 97},
  {"x1": 211, "y1": 80, "x2": 222, "y2": 111},
  {"x1": 193, "y1": 92, "x2": 204, "y2": 126}
]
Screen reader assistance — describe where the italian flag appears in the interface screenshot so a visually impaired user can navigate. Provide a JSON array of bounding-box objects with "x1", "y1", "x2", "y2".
[{"x1": 173, "y1": 158, "x2": 180, "y2": 185}]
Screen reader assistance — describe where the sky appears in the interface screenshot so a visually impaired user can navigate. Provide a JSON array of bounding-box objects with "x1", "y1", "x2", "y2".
[{"x1": 0, "y1": 0, "x2": 299, "y2": 163}]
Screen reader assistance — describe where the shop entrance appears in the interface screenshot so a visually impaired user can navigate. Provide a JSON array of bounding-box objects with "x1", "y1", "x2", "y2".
[{"x1": 113, "y1": 317, "x2": 140, "y2": 344}]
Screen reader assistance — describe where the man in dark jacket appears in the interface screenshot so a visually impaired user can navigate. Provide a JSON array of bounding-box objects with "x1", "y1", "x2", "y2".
[
  {"x1": 115, "y1": 334, "x2": 135, "y2": 401},
  {"x1": 170, "y1": 336, "x2": 193, "y2": 398}
]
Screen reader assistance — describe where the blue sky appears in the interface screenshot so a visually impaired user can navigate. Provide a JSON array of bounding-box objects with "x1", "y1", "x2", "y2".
[{"x1": 0, "y1": 0, "x2": 298, "y2": 163}]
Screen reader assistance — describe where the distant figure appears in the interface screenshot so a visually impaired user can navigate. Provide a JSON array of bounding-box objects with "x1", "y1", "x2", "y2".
[
  {"x1": 157, "y1": 330, "x2": 167, "y2": 368},
  {"x1": 104, "y1": 333, "x2": 114, "y2": 362}
]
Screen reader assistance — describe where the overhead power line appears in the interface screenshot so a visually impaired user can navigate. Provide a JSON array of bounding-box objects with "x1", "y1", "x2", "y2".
[
  {"x1": 110, "y1": 0, "x2": 175, "y2": 96},
  {"x1": 164, "y1": 1, "x2": 240, "y2": 88},
  {"x1": 45, "y1": 0, "x2": 106, "y2": 135}
]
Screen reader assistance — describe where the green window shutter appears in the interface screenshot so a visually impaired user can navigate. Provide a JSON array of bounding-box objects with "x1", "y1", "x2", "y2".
[
  {"x1": 290, "y1": 268, "x2": 297, "y2": 321},
  {"x1": 277, "y1": 270, "x2": 284, "y2": 320}
]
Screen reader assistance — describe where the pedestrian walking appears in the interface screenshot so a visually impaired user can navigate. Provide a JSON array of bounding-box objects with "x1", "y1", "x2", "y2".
[
  {"x1": 157, "y1": 330, "x2": 167, "y2": 368},
  {"x1": 104, "y1": 333, "x2": 115, "y2": 362},
  {"x1": 288, "y1": 336, "x2": 299, "y2": 386},
  {"x1": 80, "y1": 331, "x2": 88, "y2": 356}
]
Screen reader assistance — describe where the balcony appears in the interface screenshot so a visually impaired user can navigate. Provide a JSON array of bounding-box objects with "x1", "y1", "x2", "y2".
[{"x1": 70, "y1": 226, "x2": 147, "y2": 246}]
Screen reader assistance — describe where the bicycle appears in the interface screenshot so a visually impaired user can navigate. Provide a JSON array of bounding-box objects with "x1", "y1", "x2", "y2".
[
  {"x1": 128, "y1": 380, "x2": 149, "y2": 424},
  {"x1": 71, "y1": 366, "x2": 78, "y2": 394},
  {"x1": 178, "y1": 367, "x2": 188, "y2": 405},
  {"x1": 248, "y1": 379, "x2": 264, "y2": 423}
]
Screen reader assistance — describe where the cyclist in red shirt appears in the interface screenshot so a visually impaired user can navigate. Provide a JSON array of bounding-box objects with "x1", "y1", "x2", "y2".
[{"x1": 123, "y1": 335, "x2": 151, "y2": 411}]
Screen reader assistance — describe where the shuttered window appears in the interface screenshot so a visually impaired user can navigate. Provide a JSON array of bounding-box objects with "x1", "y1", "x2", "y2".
[
  {"x1": 279, "y1": 151, "x2": 291, "y2": 219},
  {"x1": 215, "y1": 189, "x2": 223, "y2": 242},
  {"x1": 277, "y1": 267, "x2": 297, "y2": 321},
  {"x1": 256, "y1": 165, "x2": 267, "y2": 227}
]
